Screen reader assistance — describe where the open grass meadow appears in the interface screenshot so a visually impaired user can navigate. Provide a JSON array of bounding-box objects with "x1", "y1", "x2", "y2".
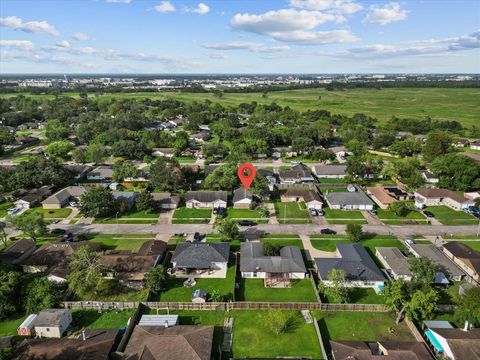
[
  {"x1": 0, "y1": 315, "x2": 26, "y2": 336},
  {"x1": 3, "y1": 87, "x2": 479, "y2": 127}
]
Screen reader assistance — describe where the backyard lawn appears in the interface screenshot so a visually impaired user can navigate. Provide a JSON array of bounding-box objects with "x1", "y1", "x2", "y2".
[
  {"x1": 321, "y1": 288, "x2": 385, "y2": 304},
  {"x1": 324, "y1": 208, "x2": 367, "y2": 225},
  {"x1": 87, "y1": 233, "x2": 155, "y2": 252},
  {"x1": 274, "y1": 201, "x2": 311, "y2": 224},
  {"x1": 0, "y1": 315, "x2": 26, "y2": 335},
  {"x1": 156, "y1": 263, "x2": 236, "y2": 302},
  {"x1": 71, "y1": 309, "x2": 134, "y2": 329},
  {"x1": 238, "y1": 278, "x2": 318, "y2": 302},
  {"x1": 426, "y1": 206, "x2": 478, "y2": 225},
  {"x1": 233, "y1": 310, "x2": 322, "y2": 359},
  {"x1": 172, "y1": 207, "x2": 211, "y2": 224},
  {"x1": 376, "y1": 208, "x2": 428, "y2": 225},
  {"x1": 314, "y1": 311, "x2": 414, "y2": 353}
]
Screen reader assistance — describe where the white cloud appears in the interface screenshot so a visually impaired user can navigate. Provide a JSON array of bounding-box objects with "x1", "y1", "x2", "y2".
[
  {"x1": 230, "y1": 8, "x2": 355, "y2": 45},
  {"x1": 202, "y1": 41, "x2": 290, "y2": 53},
  {"x1": 289, "y1": 0, "x2": 362, "y2": 15},
  {"x1": 0, "y1": 16, "x2": 59, "y2": 36},
  {"x1": 73, "y1": 32, "x2": 90, "y2": 41},
  {"x1": 56, "y1": 40, "x2": 71, "y2": 48},
  {"x1": 185, "y1": 3, "x2": 210, "y2": 15},
  {"x1": 206, "y1": 51, "x2": 229, "y2": 59},
  {"x1": 0, "y1": 39, "x2": 35, "y2": 51},
  {"x1": 154, "y1": 1, "x2": 175, "y2": 13},
  {"x1": 363, "y1": 3, "x2": 408, "y2": 25},
  {"x1": 106, "y1": 0, "x2": 132, "y2": 3},
  {"x1": 318, "y1": 31, "x2": 480, "y2": 59}
]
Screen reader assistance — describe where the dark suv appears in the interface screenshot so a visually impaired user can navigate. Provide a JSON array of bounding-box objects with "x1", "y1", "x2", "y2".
[{"x1": 238, "y1": 220, "x2": 256, "y2": 226}]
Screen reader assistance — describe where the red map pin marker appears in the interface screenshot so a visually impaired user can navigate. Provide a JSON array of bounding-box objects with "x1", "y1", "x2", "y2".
[{"x1": 238, "y1": 163, "x2": 256, "y2": 190}]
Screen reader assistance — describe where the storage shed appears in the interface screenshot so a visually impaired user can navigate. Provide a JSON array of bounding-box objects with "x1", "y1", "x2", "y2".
[{"x1": 17, "y1": 314, "x2": 37, "y2": 336}]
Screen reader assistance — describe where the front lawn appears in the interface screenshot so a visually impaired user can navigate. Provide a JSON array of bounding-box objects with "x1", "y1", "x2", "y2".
[
  {"x1": 426, "y1": 206, "x2": 478, "y2": 225},
  {"x1": 324, "y1": 208, "x2": 367, "y2": 224},
  {"x1": 314, "y1": 311, "x2": 414, "y2": 351},
  {"x1": 87, "y1": 233, "x2": 155, "y2": 252},
  {"x1": 26, "y1": 207, "x2": 73, "y2": 219},
  {"x1": 233, "y1": 311, "x2": 322, "y2": 359},
  {"x1": 310, "y1": 237, "x2": 405, "y2": 254},
  {"x1": 173, "y1": 207, "x2": 212, "y2": 218},
  {"x1": 226, "y1": 208, "x2": 263, "y2": 219},
  {"x1": 156, "y1": 263, "x2": 236, "y2": 302},
  {"x1": 457, "y1": 241, "x2": 480, "y2": 251},
  {"x1": 274, "y1": 202, "x2": 311, "y2": 224},
  {"x1": 71, "y1": 309, "x2": 134, "y2": 329},
  {"x1": 376, "y1": 208, "x2": 428, "y2": 225},
  {"x1": 238, "y1": 278, "x2": 318, "y2": 302}
]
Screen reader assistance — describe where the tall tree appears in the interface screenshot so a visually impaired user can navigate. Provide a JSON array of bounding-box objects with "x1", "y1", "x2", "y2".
[
  {"x1": 150, "y1": 157, "x2": 185, "y2": 191},
  {"x1": 410, "y1": 256, "x2": 436, "y2": 285},
  {"x1": 422, "y1": 130, "x2": 452, "y2": 162},
  {"x1": 0, "y1": 221, "x2": 7, "y2": 247},
  {"x1": 454, "y1": 287, "x2": 480, "y2": 327},
  {"x1": 136, "y1": 191, "x2": 154, "y2": 213},
  {"x1": 23, "y1": 278, "x2": 61, "y2": 314},
  {"x1": 0, "y1": 270, "x2": 20, "y2": 320},
  {"x1": 8, "y1": 212, "x2": 47, "y2": 242},
  {"x1": 213, "y1": 218, "x2": 239, "y2": 241},
  {"x1": 318, "y1": 269, "x2": 351, "y2": 304},
  {"x1": 144, "y1": 265, "x2": 169, "y2": 295},
  {"x1": 79, "y1": 187, "x2": 118, "y2": 218},
  {"x1": 346, "y1": 223, "x2": 363, "y2": 242}
]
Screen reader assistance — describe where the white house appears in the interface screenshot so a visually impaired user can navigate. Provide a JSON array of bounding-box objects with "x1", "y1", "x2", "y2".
[
  {"x1": 414, "y1": 189, "x2": 474, "y2": 210},
  {"x1": 34, "y1": 309, "x2": 72, "y2": 338},
  {"x1": 185, "y1": 191, "x2": 227, "y2": 209},
  {"x1": 280, "y1": 189, "x2": 323, "y2": 210},
  {"x1": 312, "y1": 164, "x2": 347, "y2": 179},
  {"x1": 232, "y1": 187, "x2": 253, "y2": 209},
  {"x1": 324, "y1": 191, "x2": 374, "y2": 211},
  {"x1": 470, "y1": 140, "x2": 480, "y2": 150}
]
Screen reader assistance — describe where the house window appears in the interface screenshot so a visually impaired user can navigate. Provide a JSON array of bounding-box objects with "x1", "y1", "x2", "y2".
[
  {"x1": 253, "y1": 272, "x2": 257, "y2": 278},
  {"x1": 46, "y1": 328, "x2": 50, "y2": 332}
]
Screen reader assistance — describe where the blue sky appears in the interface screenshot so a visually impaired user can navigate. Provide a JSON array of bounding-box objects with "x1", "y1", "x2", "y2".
[{"x1": 0, "y1": 0, "x2": 479, "y2": 73}]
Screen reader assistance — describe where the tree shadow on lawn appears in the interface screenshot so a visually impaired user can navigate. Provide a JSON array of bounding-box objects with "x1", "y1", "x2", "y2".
[
  {"x1": 317, "y1": 318, "x2": 332, "y2": 354},
  {"x1": 71, "y1": 310, "x2": 102, "y2": 329}
]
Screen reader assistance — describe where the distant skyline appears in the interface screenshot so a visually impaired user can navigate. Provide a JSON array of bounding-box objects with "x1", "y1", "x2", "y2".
[{"x1": 0, "y1": 0, "x2": 479, "y2": 74}]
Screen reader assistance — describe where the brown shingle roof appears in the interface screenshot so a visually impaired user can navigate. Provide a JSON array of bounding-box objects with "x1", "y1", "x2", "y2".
[
  {"x1": 100, "y1": 254, "x2": 158, "y2": 281},
  {"x1": 330, "y1": 341, "x2": 432, "y2": 360},
  {"x1": 367, "y1": 186, "x2": 397, "y2": 205},
  {"x1": 415, "y1": 188, "x2": 468, "y2": 204},
  {"x1": 431, "y1": 328, "x2": 480, "y2": 360},
  {"x1": 281, "y1": 189, "x2": 322, "y2": 203},
  {"x1": 122, "y1": 325, "x2": 214, "y2": 360}
]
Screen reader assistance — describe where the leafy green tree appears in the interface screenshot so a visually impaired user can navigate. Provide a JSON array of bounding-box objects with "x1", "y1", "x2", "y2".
[
  {"x1": 346, "y1": 223, "x2": 363, "y2": 242},
  {"x1": 68, "y1": 246, "x2": 109, "y2": 299},
  {"x1": 407, "y1": 287, "x2": 439, "y2": 322},
  {"x1": 144, "y1": 265, "x2": 169, "y2": 295},
  {"x1": 0, "y1": 270, "x2": 20, "y2": 320},
  {"x1": 136, "y1": 191, "x2": 154, "y2": 213},
  {"x1": 410, "y1": 256, "x2": 436, "y2": 285},
  {"x1": 0, "y1": 221, "x2": 7, "y2": 247},
  {"x1": 454, "y1": 287, "x2": 480, "y2": 327},
  {"x1": 263, "y1": 310, "x2": 296, "y2": 335},
  {"x1": 251, "y1": 174, "x2": 269, "y2": 198},
  {"x1": 382, "y1": 279, "x2": 410, "y2": 324},
  {"x1": 318, "y1": 268, "x2": 351, "y2": 303},
  {"x1": 389, "y1": 137, "x2": 422, "y2": 157},
  {"x1": 45, "y1": 119, "x2": 69, "y2": 141},
  {"x1": 422, "y1": 130, "x2": 452, "y2": 162},
  {"x1": 208, "y1": 289, "x2": 223, "y2": 302},
  {"x1": 8, "y1": 212, "x2": 47, "y2": 242},
  {"x1": 113, "y1": 161, "x2": 138, "y2": 182},
  {"x1": 79, "y1": 187, "x2": 118, "y2": 218},
  {"x1": 23, "y1": 278, "x2": 61, "y2": 314},
  {"x1": 0, "y1": 126, "x2": 14, "y2": 155},
  {"x1": 388, "y1": 201, "x2": 411, "y2": 217},
  {"x1": 263, "y1": 241, "x2": 282, "y2": 256},
  {"x1": 214, "y1": 218, "x2": 239, "y2": 241},
  {"x1": 431, "y1": 154, "x2": 480, "y2": 191},
  {"x1": 150, "y1": 157, "x2": 185, "y2": 191},
  {"x1": 204, "y1": 164, "x2": 239, "y2": 191},
  {"x1": 45, "y1": 140, "x2": 73, "y2": 160}
]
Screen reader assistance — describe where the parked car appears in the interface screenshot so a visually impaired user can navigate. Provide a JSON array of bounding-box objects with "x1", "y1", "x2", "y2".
[
  {"x1": 193, "y1": 232, "x2": 202, "y2": 241},
  {"x1": 214, "y1": 207, "x2": 227, "y2": 218},
  {"x1": 61, "y1": 232, "x2": 73, "y2": 242},
  {"x1": 404, "y1": 239, "x2": 415, "y2": 247},
  {"x1": 320, "y1": 228, "x2": 336, "y2": 235},
  {"x1": 368, "y1": 209, "x2": 377, "y2": 216},
  {"x1": 239, "y1": 220, "x2": 256, "y2": 226},
  {"x1": 69, "y1": 201, "x2": 77, "y2": 207},
  {"x1": 310, "y1": 208, "x2": 318, "y2": 216},
  {"x1": 423, "y1": 210, "x2": 435, "y2": 218},
  {"x1": 51, "y1": 228, "x2": 66, "y2": 235},
  {"x1": 317, "y1": 210, "x2": 325, "y2": 216},
  {"x1": 7, "y1": 207, "x2": 19, "y2": 215}
]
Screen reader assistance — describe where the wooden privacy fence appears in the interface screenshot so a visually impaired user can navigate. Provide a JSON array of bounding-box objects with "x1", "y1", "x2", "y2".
[{"x1": 62, "y1": 301, "x2": 389, "y2": 312}]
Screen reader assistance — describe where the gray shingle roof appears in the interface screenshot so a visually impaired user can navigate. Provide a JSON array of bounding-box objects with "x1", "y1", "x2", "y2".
[
  {"x1": 240, "y1": 243, "x2": 306, "y2": 273},
  {"x1": 185, "y1": 191, "x2": 228, "y2": 203},
  {"x1": 232, "y1": 187, "x2": 253, "y2": 203},
  {"x1": 172, "y1": 242, "x2": 230, "y2": 268},
  {"x1": 42, "y1": 186, "x2": 87, "y2": 205},
  {"x1": 325, "y1": 191, "x2": 374, "y2": 207},
  {"x1": 376, "y1": 247, "x2": 411, "y2": 276},
  {"x1": 313, "y1": 164, "x2": 347, "y2": 176},
  {"x1": 409, "y1": 244, "x2": 464, "y2": 277},
  {"x1": 315, "y1": 243, "x2": 385, "y2": 282},
  {"x1": 34, "y1": 309, "x2": 70, "y2": 327}
]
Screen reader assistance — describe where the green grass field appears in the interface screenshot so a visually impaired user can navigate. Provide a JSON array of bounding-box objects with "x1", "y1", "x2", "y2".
[
  {"x1": 0, "y1": 315, "x2": 25, "y2": 336},
  {"x1": 238, "y1": 278, "x2": 318, "y2": 302},
  {"x1": 0, "y1": 201, "x2": 13, "y2": 218},
  {"x1": 226, "y1": 208, "x2": 263, "y2": 219},
  {"x1": 324, "y1": 208, "x2": 367, "y2": 224},
  {"x1": 4, "y1": 87, "x2": 479, "y2": 127},
  {"x1": 87, "y1": 233, "x2": 155, "y2": 252},
  {"x1": 274, "y1": 201, "x2": 311, "y2": 224},
  {"x1": 25, "y1": 207, "x2": 73, "y2": 219},
  {"x1": 376, "y1": 208, "x2": 428, "y2": 225},
  {"x1": 71, "y1": 309, "x2": 133, "y2": 329},
  {"x1": 426, "y1": 206, "x2": 478, "y2": 225},
  {"x1": 173, "y1": 207, "x2": 212, "y2": 218}
]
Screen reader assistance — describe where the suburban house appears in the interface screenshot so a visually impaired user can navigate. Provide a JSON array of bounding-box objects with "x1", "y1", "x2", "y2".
[
  {"x1": 422, "y1": 171, "x2": 439, "y2": 184},
  {"x1": 442, "y1": 242, "x2": 480, "y2": 284},
  {"x1": 423, "y1": 320, "x2": 480, "y2": 360},
  {"x1": 258, "y1": 168, "x2": 277, "y2": 191},
  {"x1": 151, "y1": 192, "x2": 181, "y2": 210},
  {"x1": 408, "y1": 244, "x2": 464, "y2": 282},
  {"x1": 14, "y1": 186, "x2": 52, "y2": 210},
  {"x1": 330, "y1": 341, "x2": 432, "y2": 360},
  {"x1": 232, "y1": 187, "x2": 253, "y2": 209},
  {"x1": 152, "y1": 147, "x2": 175, "y2": 158},
  {"x1": 172, "y1": 242, "x2": 230, "y2": 278},
  {"x1": 120, "y1": 325, "x2": 214, "y2": 360},
  {"x1": 87, "y1": 165, "x2": 114, "y2": 182},
  {"x1": 324, "y1": 190, "x2": 374, "y2": 210},
  {"x1": 65, "y1": 164, "x2": 93, "y2": 182},
  {"x1": 453, "y1": 139, "x2": 470, "y2": 147},
  {"x1": 21, "y1": 242, "x2": 102, "y2": 283},
  {"x1": 414, "y1": 189, "x2": 474, "y2": 210},
  {"x1": 33, "y1": 309, "x2": 72, "y2": 338},
  {"x1": 375, "y1": 247, "x2": 412, "y2": 281},
  {"x1": 113, "y1": 191, "x2": 137, "y2": 210},
  {"x1": 470, "y1": 140, "x2": 480, "y2": 150},
  {"x1": 280, "y1": 189, "x2": 323, "y2": 210},
  {"x1": 14, "y1": 329, "x2": 119, "y2": 360},
  {"x1": 240, "y1": 243, "x2": 306, "y2": 287},
  {"x1": 0, "y1": 238, "x2": 36, "y2": 265},
  {"x1": 278, "y1": 164, "x2": 315, "y2": 184},
  {"x1": 312, "y1": 164, "x2": 347, "y2": 179},
  {"x1": 41, "y1": 186, "x2": 87, "y2": 209},
  {"x1": 366, "y1": 185, "x2": 411, "y2": 209},
  {"x1": 190, "y1": 130, "x2": 211, "y2": 143},
  {"x1": 185, "y1": 191, "x2": 228, "y2": 209},
  {"x1": 329, "y1": 146, "x2": 350, "y2": 162},
  {"x1": 315, "y1": 243, "x2": 385, "y2": 289},
  {"x1": 461, "y1": 151, "x2": 480, "y2": 164}
]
